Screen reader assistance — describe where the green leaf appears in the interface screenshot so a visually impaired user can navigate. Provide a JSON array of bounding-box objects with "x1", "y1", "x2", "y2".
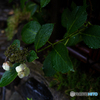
[
  {"x1": 20, "y1": 0, "x2": 28, "y2": 9},
  {"x1": 26, "y1": 2, "x2": 38, "y2": 16},
  {"x1": 43, "y1": 51, "x2": 56, "y2": 76},
  {"x1": 82, "y1": 25, "x2": 100, "y2": 49},
  {"x1": 65, "y1": 34, "x2": 82, "y2": 46},
  {"x1": 67, "y1": 6, "x2": 87, "y2": 34},
  {"x1": 21, "y1": 21, "x2": 41, "y2": 44},
  {"x1": 71, "y1": 1, "x2": 77, "y2": 10},
  {"x1": 34, "y1": 23, "x2": 54, "y2": 50},
  {"x1": 52, "y1": 43, "x2": 73, "y2": 73},
  {"x1": 12, "y1": 39, "x2": 20, "y2": 49},
  {"x1": 0, "y1": 63, "x2": 19, "y2": 87},
  {"x1": 67, "y1": 35, "x2": 81, "y2": 46},
  {"x1": 62, "y1": 5, "x2": 87, "y2": 36},
  {"x1": 27, "y1": 50, "x2": 38, "y2": 62},
  {"x1": 61, "y1": 8, "x2": 71, "y2": 28},
  {"x1": 40, "y1": 0, "x2": 50, "y2": 8}
]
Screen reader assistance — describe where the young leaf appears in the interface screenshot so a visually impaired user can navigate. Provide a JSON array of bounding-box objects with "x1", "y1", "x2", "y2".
[
  {"x1": 82, "y1": 25, "x2": 100, "y2": 49},
  {"x1": 27, "y1": 50, "x2": 38, "y2": 62},
  {"x1": 0, "y1": 63, "x2": 19, "y2": 87},
  {"x1": 12, "y1": 39, "x2": 20, "y2": 49},
  {"x1": 21, "y1": 21, "x2": 41, "y2": 44},
  {"x1": 34, "y1": 23, "x2": 54, "y2": 50},
  {"x1": 52, "y1": 43, "x2": 73, "y2": 73},
  {"x1": 43, "y1": 51, "x2": 56, "y2": 76},
  {"x1": 40, "y1": 0, "x2": 50, "y2": 8}
]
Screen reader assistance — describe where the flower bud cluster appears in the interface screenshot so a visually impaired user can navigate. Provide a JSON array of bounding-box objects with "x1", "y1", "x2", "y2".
[
  {"x1": 4, "y1": 45, "x2": 28, "y2": 63},
  {"x1": 2, "y1": 61, "x2": 30, "y2": 78}
]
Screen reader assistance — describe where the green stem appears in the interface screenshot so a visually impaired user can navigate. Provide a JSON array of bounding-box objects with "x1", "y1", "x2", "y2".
[
  {"x1": 53, "y1": 38, "x2": 66, "y2": 45},
  {"x1": 37, "y1": 37, "x2": 68, "y2": 53},
  {"x1": 37, "y1": 28, "x2": 85, "y2": 53},
  {"x1": 47, "y1": 41, "x2": 53, "y2": 45},
  {"x1": 37, "y1": 44, "x2": 51, "y2": 53},
  {"x1": 64, "y1": 38, "x2": 69, "y2": 45}
]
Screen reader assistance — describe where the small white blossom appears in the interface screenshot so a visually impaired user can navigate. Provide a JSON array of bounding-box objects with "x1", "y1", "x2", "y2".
[
  {"x1": 15, "y1": 63, "x2": 30, "y2": 78},
  {"x1": 16, "y1": 64, "x2": 25, "y2": 72},
  {"x1": 2, "y1": 61, "x2": 10, "y2": 71},
  {"x1": 18, "y1": 71, "x2": 25, "y2": 78}
]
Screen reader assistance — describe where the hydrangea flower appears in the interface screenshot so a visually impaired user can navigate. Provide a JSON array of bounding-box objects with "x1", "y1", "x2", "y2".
[
  {"x1": 2, "y1": 61, "x2": 11, "y2": 71},
  {"x1": 15, "y1": 63, "x2": 30, "y2": 78}
]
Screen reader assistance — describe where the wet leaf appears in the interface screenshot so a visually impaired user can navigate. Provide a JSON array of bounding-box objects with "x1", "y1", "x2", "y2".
[
  {"x1": 52, "y1": 43, "x2": 73, "y2": 73},
  {"x1": 62, "y1": 5, "x2": 87, "y2": 36},
  {"x1": 82, "y1": 25, "x2": 100, "y2": 49},
  {"x1": 34, "y1": 23, "x2": 54, "y2": 50},
  {"x1": 21, "y1": 21, "x2": 41, "y2": 44}
]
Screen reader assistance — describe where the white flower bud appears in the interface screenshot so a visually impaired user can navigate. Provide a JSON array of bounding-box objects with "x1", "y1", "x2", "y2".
[
  {"x1": 2, "y1": 61, "x2": 10, "y2": 71},
  {"x1": 15, "y1": 63, "x2": 30, "y2": 78}
]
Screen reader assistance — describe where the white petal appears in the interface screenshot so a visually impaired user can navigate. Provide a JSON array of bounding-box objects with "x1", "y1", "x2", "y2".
[
  {"x1": 2, "y1": 61, "x2": 10, "y2": 71},
  {"x1": 24, "y1": 67, "x2": 30, "y2": 76},
  {"x1": 15, "y1": 64, "x2": 25, "y2": 72},
  {"x1": 18, "y1": 72, "x2": 25, "y2": 78},
  {"x1": 16, "y1": 66, "x2": 22, "y2": 72}
]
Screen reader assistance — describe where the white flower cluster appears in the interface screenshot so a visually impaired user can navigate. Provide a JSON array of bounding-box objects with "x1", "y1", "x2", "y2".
[
  {"x1": 2, "y1": 61, "x2": 30, "y2": 78},
  {"x1": 15, "y1": 64, "x2": 30, "y2": 78}
]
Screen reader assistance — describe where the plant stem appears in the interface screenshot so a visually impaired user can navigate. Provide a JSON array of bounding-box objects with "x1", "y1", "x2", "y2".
[
  {"x1": 37, "y1": 45, "x2": 52, "y2": 53},
  {"x1": 37, "y1": 37, "x2": 68, "y2": 53},
  {"x1": 64, "y1": 38, "x2": 69, "y2": 45},
  {"x1": 37, "y1": 28, "x2": 84, "y2": 53},
  {"x1": 47, "y1": 41, "x2": 53, "y2": 45}
]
